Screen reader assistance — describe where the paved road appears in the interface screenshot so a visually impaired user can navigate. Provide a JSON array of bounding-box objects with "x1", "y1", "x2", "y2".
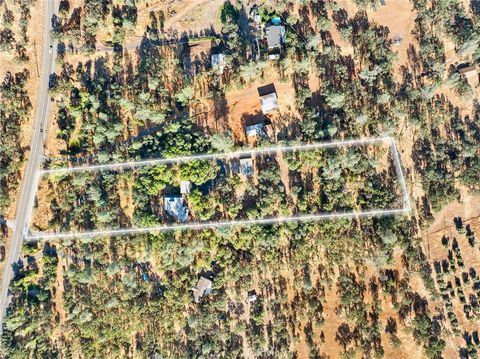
[{"x1": 0, "y1": 0, "x2": 58, "y2": 334}]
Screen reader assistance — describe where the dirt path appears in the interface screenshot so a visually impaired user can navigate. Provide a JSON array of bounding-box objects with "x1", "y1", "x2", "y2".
[
  {"x1": 164, "y1": 0, "x2": 216, "y2": 31},
  {"x1": 55, "y1": 257, "x2": 67, "y2": 322},
  {"x1": 95, "y1": 0, "x2": 224, "y2": 51}
]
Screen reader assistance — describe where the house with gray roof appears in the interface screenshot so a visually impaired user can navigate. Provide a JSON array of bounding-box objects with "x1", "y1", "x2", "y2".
[
  {"x1": 265, "y1": 21, "x2": 285, "y2": 59},
  {"x1": 163, "y1": 194, "x2": 188, "y2": 222}
]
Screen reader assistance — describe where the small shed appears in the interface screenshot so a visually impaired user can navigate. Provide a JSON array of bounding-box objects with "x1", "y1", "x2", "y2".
[
  {"x1": 193, "y1": 276, "x2": 213, "y2": 303},
  {"x1": 211, "y1": 53, "x2": 226, "y2": 74},
  {"x1": 245, "y1": 122, "x2": 264, "y2": 137},
  {"x1": 180, "y1": 180, "x2": 191, "y2": 194},
  {"x1": 239, "y1": 155, "x2": 254, "y2": 176},
  {"x1": 258, "y1": 84, "x2": 279, "y2": 114},
  {"x1": 247, "y1": 290, "x2": 258, "y2": 303},
  {"x1": 163, "y1": 194, "x2": 188, "y2": 222},
  {"x1": 459, "y1": 66, "x2": 479, "y2": 88}
]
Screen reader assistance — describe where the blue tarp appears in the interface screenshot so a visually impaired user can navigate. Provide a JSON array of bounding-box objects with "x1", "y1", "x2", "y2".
[{"x1": 271, "y1": 17, "x2": 281, "y2": 25}]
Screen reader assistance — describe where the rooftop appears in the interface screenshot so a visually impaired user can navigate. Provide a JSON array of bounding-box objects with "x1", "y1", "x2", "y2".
[
  {"x1": 265, "y1": 24, "x2": 285, "y2": 50},
  {"x1": 193, "y1": 276, "x2": 213, "y2": 303},
  {"x1": 258, "y1": 84, "x2": 279, "y2": 114},
  {"x1": 245, "y1": 122, "x2": 264, "y2": 137},
  {"x1": 163, "y1": 194, "x2": 188, "y2": 222},
  {"x1": 239, "y1": 156, "x2": 254, "y2": 176},
  {"x1": 459, "y1": 65, "x2": 478, "y2": 88},
  {"x1": 211, "y1": 53, "x2": 226, "y2": 73},
  {"x1": 180, "y1": 180, "x2": 191, "y2": 194},
  {"x1": 248, "y1": 290, "x2": 258, "y2": 303}
]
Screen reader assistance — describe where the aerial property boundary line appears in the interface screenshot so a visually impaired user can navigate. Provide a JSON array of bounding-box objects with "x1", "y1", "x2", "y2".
[
  {"x1": 41, "y1": 137, "x2": 390, "y2": 174},
  {"x1": 26, "y1": 208, "x2": 409, "y2": 242},
  {"x1": 26, "y1": 137, "x2": 412, "y2": 241}
]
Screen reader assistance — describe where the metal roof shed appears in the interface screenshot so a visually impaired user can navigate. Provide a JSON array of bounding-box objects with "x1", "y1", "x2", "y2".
[
  {"x1": 459, "y1": 65, "x2": 479, "y2": 88},
  {"x1": 258, "y1": 83, "x2": 279, "y2": 114},
  {"x1": 245, "y1": 123, "x2": 265, "y2": 137},
  {"x1": 180, "y1": 180, "x2": 191, "y2": 194}
]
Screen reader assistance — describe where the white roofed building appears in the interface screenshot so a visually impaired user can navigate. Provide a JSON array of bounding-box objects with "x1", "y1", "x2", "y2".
[
  {"x1": 258, "y1": 84, "x2": 279, "y2": 114},
  {"x1": 211, "y1": 53, "x2": 226, "y2": 74},
  {"x1": 180, "y1": 180, "x2": 191, "y2": 194}
]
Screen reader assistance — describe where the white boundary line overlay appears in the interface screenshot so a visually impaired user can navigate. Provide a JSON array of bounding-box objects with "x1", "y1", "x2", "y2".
[{"x1": 26, "y1": 137, "x2": 411, "y2": 241}]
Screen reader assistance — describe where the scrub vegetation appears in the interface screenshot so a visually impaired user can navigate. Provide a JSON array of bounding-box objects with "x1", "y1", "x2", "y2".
[
  {"x1": 0, "y1": 0, "x2": 37, "y2": 263},
  {"x1": 2, "y1": 0, "x2": 480, "y2": 358}
]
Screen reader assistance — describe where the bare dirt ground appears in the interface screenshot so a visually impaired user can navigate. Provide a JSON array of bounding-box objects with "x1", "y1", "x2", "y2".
[
  {"x1": 366, "y1": 1, "x2": 415, "y2": 72},
  {"x1": 44, "y1": 102, "x2": 67, "y2": 159},
  {"x1": 335, "y1": 0, "x2": 415, "y2": 80},
  {"x1": 423, "y1": 189, "x2": 480, "y2": 237},
  {"x1": 436, "y1": 85, "x2": 477, "y2": 116},
  {"x1": 94, "y1": 0, "x2": 225, "y2": 50},
  {"x1": 224, "y1": 75, "x2": 300, "y2": 143},
  {"x1": 31, "y1": 177, "x2": 55, "y2": 232},
  {"x1": 422, "y1": 214, "x2": 480, "y2": 357},
  {"x1": 163, "y1": 0, "x2": 225, "y2": 35}
]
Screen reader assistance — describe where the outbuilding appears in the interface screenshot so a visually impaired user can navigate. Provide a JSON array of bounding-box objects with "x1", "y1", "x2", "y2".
[
  {"x1": 193, "y1": 276, "x2": 213, "y2": 303},
  {"x1": 211, "y1": 53, "x2": 226, "y2": 74},
  {"x1": 258, "y1": 83, "x2": 279, "y2": 114},
  {"x1": 239, "y1": 155, "x2": 254, "y2": 176},
  {"x1": 180, "y1": 180, "x2": 192, "y2": 194},
  {"x1": 247, "y1": 290, "x2": 258, "y2": 303},
  {"x1": 245, "y1": 122, "x2": 265, "y2": 137},
  {"x1": 459, "y1": 65, "x2": 479, "y2": 88}
]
